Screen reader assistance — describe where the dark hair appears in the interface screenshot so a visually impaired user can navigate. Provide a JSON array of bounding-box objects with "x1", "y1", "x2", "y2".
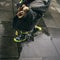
[{"x1": 24, "y1": 0, "x2": 35, "y2": 5}]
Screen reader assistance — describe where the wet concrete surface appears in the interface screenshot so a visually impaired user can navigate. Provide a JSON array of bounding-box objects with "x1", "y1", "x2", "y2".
[
  {"x1": 0, "y1": 0, "x2": 19, "y2": 59},
  {"x1": 0, "y1": 0, "x2": 60, "y2": 60},
  {"x1": 0, "y1": 17, "x2": 18, "y2": 59}
]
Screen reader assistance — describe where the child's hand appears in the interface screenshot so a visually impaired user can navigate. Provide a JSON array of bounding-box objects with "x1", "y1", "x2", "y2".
[
  {"x1": 22, "y1": 4, "x2": 29, "y2": 12},
  {"x1": 17, "y1": 4, "x2": 29, "y2": 18}
]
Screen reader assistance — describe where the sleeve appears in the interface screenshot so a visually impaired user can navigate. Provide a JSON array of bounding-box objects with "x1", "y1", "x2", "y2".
[{"x1": 29, "y1": 0, "x2": 51, "y2": 13}]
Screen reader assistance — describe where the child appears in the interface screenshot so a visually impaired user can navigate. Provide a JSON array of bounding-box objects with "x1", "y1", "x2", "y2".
[{"x1": 13, "y1": 0, "x2": 50, "y2": 42}]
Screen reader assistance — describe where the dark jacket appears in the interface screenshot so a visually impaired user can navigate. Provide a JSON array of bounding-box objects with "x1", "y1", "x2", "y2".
[
  {"x1": 13, "y1": 0, "x2": 51, "y2": 31},
  {"x1": 13, "y1": 11, "x2": 33, "y2": 31}
]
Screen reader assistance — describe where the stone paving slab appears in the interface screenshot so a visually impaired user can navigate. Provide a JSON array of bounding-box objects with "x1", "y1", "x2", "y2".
[
  {"x1": 19, "y1": 58, "x2": 42, "y2": 60},
  {"x1": 0, "y1": 24, "x2": 4, "y2": 35},
  {"x1": 0, "y1": 24, "x2": 14, "y2": 37},
  {"x1": 50, "y1": 10, "x2": 60, "y2": 28},
  {"x1": 0, "y1": 11, "x2": 13, "y2": 21},
  {"x1": 0, "y1": 0, "x2": 12, "y2": 11},
  {"x1": 48, "y1": 28, "x2": 60, "y2": 38},
  {"x1": 43, "y1": 9, "x2": 56, "y2": 28},
  {"x1": 20, "y1": 34, "x2": 58, "y2": 58},
  {"x1": 43, "y1": 56, "x2": 60, "y2": 60},
  {"x1": 44, "y1": 8, "x2": 60, "y2": 28},
  {"x1": 0, "y1": 58, "x2": 18, "y2": 60},
  {"x1": 53, "y1": 38, "x2": 60, "y2": 55},
  {"x1": 0, "y1": 36, "x2": 18, "y2": 58}
]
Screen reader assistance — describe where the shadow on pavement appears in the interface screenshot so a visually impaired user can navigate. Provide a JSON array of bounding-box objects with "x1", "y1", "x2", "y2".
[{"x1": 0, "y1": 21, "x2": 19, "y2": 60}]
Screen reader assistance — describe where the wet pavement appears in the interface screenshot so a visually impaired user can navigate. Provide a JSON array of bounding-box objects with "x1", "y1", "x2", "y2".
[
  {"x1": 0, "y1": 0, "x2": 60, "y2": 60},
  {"x1": 0, "y1": 0, "x2": 19, "y2": 59}
]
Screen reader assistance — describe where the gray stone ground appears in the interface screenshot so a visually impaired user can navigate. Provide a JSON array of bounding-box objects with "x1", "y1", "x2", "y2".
[{"x1": 0, "y1": 0, "x2": 60, "y2": 60}]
